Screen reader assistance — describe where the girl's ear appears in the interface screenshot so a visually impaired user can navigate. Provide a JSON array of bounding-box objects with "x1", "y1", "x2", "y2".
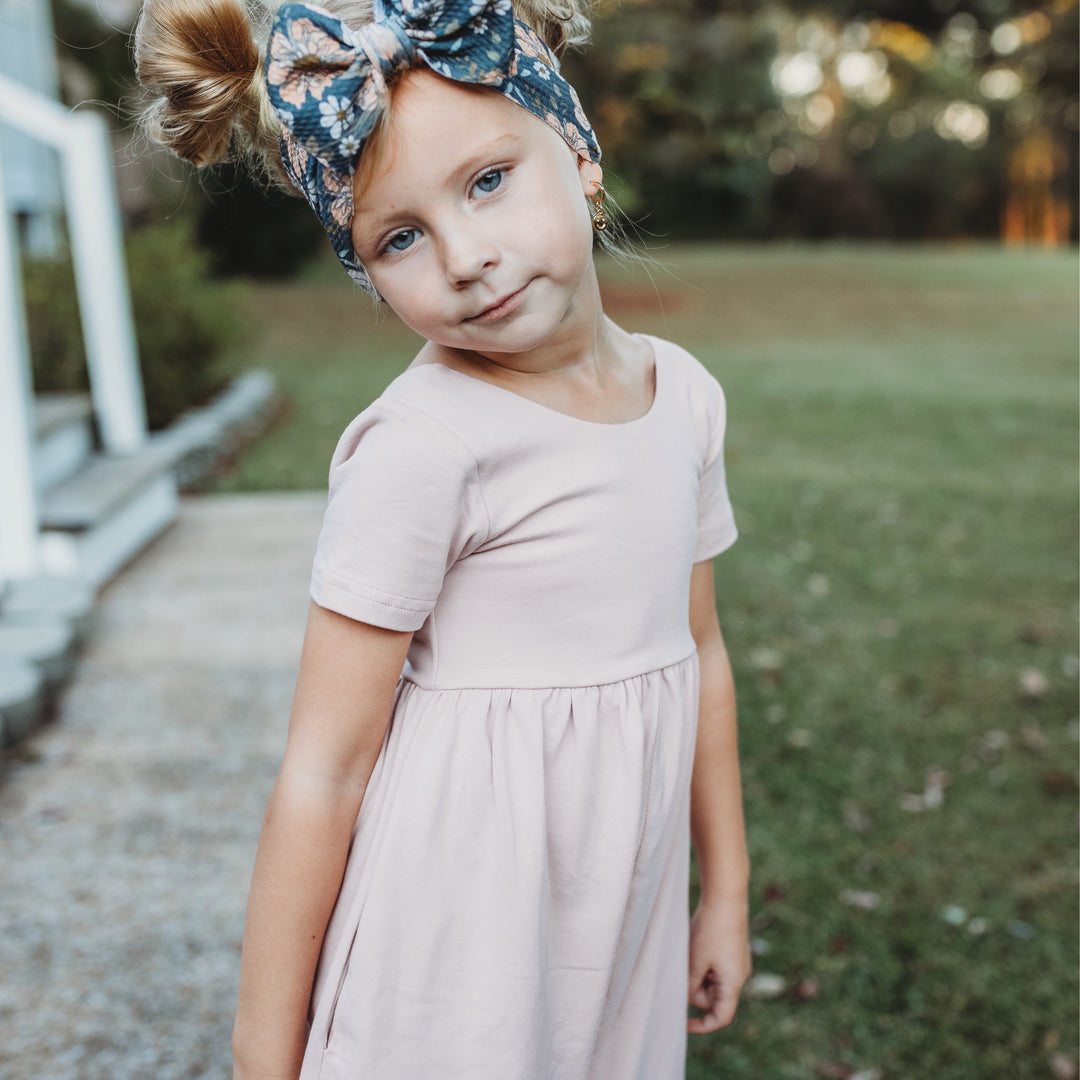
[{"x1": 577, "y1": 156, "x2": 603, "y2": 197}]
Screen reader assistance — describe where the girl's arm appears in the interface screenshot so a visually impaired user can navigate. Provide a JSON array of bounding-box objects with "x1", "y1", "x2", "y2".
[
  {"x1": 231, "y1": 600, "x2": 413, "y2": 1080},
  {"x1": 688, "y1": 559, "x2": 750, "y2": 900},
  {"x1": 686, "y1": 558, "x2": 752, "y2": 1033}
]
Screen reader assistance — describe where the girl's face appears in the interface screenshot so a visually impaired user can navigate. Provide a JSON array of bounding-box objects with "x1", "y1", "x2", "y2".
[{"x1": 350, "y1": 69, "x2": 603, "y2": 356}]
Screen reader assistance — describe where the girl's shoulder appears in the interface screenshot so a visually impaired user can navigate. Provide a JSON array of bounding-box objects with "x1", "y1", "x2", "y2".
[
  {"x1": 638, "y1": 333, "x2": 723, "y2": 388},
  {"x1": 324, "y1": 387, "x2": 480, "y2": 484},
  {"x1": 635, "y1": 334, "x2": 730, "y2": 460},
  {"x1": 637, "y1": 332, "x2": 729, "y2": 412}
]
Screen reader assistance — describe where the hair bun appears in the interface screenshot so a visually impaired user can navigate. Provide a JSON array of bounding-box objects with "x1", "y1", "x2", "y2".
[
  {"x1": 513, "y1": 0, "x2": 594, "y2": 56},
  {"x1": 134, "y1": 0, "x2": 278, "y2": 170}
]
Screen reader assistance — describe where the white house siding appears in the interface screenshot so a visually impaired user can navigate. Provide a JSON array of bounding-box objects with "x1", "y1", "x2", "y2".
[
  {"x1": 0, "y1": 0, "x2": 62, "y2": 254},
  {"x1": 70, "y1": 0, "x2": 139, "y2": 20}
]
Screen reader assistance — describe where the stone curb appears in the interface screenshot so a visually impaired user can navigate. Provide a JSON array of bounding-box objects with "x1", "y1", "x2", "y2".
[
  {"x1": 0, "y1": 369, "x2": 281, "y2": 763},
  {"x1": 147, "y1": 369, "x2": 284, "y2": 492}
]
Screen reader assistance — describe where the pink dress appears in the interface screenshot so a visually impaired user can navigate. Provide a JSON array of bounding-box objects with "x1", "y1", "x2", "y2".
[{"x1": 300, "y1": 333, "x2": 738, "y2": 1080}]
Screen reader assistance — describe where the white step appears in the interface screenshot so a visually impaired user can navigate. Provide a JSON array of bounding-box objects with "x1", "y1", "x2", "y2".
[
  {"x1": 37, "y1": 448, "x2": 179, "y2": 589},
  {"x1": 0, "y1": 578, "x2": 96, "y2": 753},
  {"x1": 1, "y1": 371, "x2": 279, "y2": 753},
  {"x1": 33, "y1": 392, "x2": 95, "y2": 494}
]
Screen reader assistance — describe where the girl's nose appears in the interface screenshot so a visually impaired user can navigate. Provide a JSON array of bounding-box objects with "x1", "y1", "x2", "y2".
[{"x1": 441, "y1": 225, "x2": 500, "y2": 288}]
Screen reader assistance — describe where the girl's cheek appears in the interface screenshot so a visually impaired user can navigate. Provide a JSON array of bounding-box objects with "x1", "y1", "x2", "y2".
[
  {"x1": 378, "y1": 256, "x2": 431, "y2": 309},
  {"x1": 385, "y1": 279, "x2": 442, "y2": 331}
]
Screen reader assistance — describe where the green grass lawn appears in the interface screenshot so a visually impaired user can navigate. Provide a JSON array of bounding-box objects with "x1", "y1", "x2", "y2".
[{"x1": 211, "y1": 242, "x2": 1078, "y2": 1079}]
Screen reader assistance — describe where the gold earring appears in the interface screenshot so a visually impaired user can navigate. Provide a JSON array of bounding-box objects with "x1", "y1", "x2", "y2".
[{"x1": 589, "y1": 184, "x2": 609, "y2": 232}]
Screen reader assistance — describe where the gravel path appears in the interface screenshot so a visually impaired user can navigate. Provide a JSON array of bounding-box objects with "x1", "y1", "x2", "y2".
[{"x1": 0, "y1": 492, "x2": 325, "y2": 1080}]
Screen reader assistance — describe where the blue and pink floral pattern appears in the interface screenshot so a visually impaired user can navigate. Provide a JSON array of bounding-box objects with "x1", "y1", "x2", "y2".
[{"x1": 264, "y1": 0, "x2": 601, "y2": 296}]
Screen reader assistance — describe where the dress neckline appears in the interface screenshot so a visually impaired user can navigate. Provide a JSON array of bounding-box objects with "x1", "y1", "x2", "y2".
[{"x1": 400, "y1": 333, "x2": 662, "y2": 430}]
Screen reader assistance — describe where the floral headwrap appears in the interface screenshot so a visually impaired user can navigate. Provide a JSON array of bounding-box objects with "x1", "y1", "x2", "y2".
[{"x1": 264, "y1": 0, "x2": 602, "y2": 295}]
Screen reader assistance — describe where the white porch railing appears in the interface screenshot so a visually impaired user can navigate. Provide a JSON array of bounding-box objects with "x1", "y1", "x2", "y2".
[{"x1": 0, "y1": 74, "x2": 147, "y2": 583}]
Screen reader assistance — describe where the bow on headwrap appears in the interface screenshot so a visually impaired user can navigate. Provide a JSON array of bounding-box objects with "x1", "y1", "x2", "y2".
[{"x1": 264, "y1": 0, "x2": 601, "y2": 295}]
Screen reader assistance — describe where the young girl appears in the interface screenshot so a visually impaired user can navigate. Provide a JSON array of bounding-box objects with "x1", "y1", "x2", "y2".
[{"x1": 135, "y1": 1, "x2": 752, "y2": 1076}]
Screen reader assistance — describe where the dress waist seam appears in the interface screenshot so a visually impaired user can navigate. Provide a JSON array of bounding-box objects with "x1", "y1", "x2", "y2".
[{"x1": 400, "y1": 648, "x2": 699, "y2": 693}]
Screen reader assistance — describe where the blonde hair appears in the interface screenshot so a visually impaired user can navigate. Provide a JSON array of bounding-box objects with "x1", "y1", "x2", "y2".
[{"x1": 133, "y1": 0, "x2": 594, "y2": 191}]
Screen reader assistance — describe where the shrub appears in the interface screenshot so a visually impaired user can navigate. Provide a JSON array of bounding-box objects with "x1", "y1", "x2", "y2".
[
  {"x1": 23, "y1": 218, "x2": 249, "y2": 432},
  {"x1": 193, "y1": 160, "x2": 325, "y2": 278}
]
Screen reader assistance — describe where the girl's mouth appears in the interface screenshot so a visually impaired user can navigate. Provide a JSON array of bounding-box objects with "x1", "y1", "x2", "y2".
[{"x1": 465, "y1": 280, "x2": 532, "y2": 322}]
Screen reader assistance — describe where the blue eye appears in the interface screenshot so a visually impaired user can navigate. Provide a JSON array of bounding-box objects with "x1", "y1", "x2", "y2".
[
  {"x1": 384, "y1": 229, "x2": 417, "y2": 254},
  {"x1": 474, "y1": 169, "x2": 504, "y2": 194}
]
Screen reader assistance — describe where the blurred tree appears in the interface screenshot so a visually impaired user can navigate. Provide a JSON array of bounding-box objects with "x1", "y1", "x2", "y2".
[
  {"x1": 190, "y1": 160, "x2": 324, "y2": 278},
  {"x1": 568, "y1": 0, "x2": 1078, "y2": 243},
  {"x1": 779, "y1": 0, "x2": 1080, "y2": 243},
  {"x1": 565, "y1": 1, "x2": 783, "y2": 238}
]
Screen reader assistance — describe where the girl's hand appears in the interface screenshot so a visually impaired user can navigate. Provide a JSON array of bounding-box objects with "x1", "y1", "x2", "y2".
[{"x1": 686, "y1": 893, "x2": 752, "y2": 1034}]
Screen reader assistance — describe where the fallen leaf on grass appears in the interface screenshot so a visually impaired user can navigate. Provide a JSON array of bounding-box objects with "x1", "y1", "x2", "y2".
[
  {"x1": 1018, "y1": 667, "x2": 1050, "y2": 699},
  {"x1": 1040, "y1": 769, "x2": 1079, "y2": 796},
  {"x1": 1050, "y1": 1052, "x2": 1078, "y2": 1080},
  {"x1": 941, "y1": 904, "x2": 967, "y2": 925},
  {"x1": 921, "y1": 767, "x2": 951, "y2": 808},
  {"x1": 792, "y1": 975, "x2": 820, "y2": 1000},
  {"x1": 745, "y1": 972, "x2": 786, "y2": 999},
  {"x1": 838, "y1": 889, "x2": 880, "y2": 910},
  {"x1": 750, "y1": 646, "x2": 784, "y2": 672}
]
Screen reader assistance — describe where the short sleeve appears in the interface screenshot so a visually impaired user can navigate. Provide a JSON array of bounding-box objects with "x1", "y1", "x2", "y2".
[
  {"x1": 695, "y1": 373, "x2": 738, "y2": 562},
  {"x1": 309, "y1": 397, "x2": 489, "y2": 630}
]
